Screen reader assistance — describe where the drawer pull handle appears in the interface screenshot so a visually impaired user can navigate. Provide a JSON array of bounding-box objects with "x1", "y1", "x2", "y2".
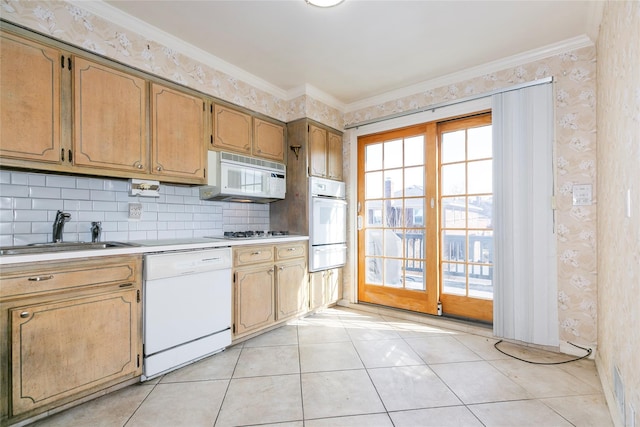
[
  {"x1": 287, "y1": 248, "x2": 296, "y2": 251},
  {"x1": 119, "y1": 283, "x2": 133, "y2": 288},
  {"x1": 28, "y1": 275, "x2": 53, "y2": 282},
  {"x1": 251, "y1": 251, "x2": 261, "y2": 255},
  {"x1": 20, "y1": 312, "x2": 29, "y2": 318}
]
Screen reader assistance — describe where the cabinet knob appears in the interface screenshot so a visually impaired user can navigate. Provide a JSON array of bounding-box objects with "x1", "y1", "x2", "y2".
[
  {"x1": 156, "y1": 166, "x2": 162, "y2": 171},
  {"x1": 268, "y1": 268, "x2": 275, "y2": 274},
  {"x1": 137, "y1": 163, "x2": 143, "y2": 169},
  {"x1": 20, "y1": 312, "x2": 29, "y2": 318}
]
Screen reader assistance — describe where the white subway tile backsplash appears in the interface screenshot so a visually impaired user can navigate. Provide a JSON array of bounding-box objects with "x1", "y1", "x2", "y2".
[
  {"x1": 46, "y1": 175, "x2": 77, "y2": 188},
  {"x1": 0, "y1": 170, "x2": 271, "y2": 246}
]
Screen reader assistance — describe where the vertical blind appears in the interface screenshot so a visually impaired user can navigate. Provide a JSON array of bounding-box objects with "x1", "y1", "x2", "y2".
[{"x1": 492, "y1": 83, "x2": 559, "y2": 347}]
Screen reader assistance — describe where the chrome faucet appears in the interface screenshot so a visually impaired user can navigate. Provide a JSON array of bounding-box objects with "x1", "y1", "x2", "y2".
[
  {"x1": 91, "y1": 221, "x2": 102, "y2": 243},
  {"x1": 52, "y1": 210, "x2": 71, "y2": 243}
]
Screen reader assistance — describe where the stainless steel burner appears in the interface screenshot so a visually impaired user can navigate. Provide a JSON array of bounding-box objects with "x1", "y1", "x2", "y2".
[{"x1": 221, "y1": 230, "x2": 290, "y2": 239}]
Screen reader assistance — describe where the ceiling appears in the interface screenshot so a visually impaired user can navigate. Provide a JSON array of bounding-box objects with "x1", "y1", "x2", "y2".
[{"x1": 102, "y1": 0, "x2": 602, "y2": 106}]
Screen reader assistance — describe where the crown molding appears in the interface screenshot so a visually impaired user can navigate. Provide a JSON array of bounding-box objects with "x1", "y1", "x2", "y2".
[
  {"x1": 73, "y1": 1, "x2": 289, "y2": 100},
  {"x1": 344, "y1": 34, "x2": 594, "y2": 113},
  {"x1": 286, "y1": 84, "x2": 346, "y2": 111}
]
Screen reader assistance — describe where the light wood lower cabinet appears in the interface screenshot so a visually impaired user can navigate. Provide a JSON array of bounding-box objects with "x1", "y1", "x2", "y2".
[
  {"x1": 309, "y1": 268, "x2": 342, "y2": 311},
  {"x1": 0, "y1": 255, "x2": 142, "y2": 425},
  {"x1": 233, "y1": 242, "x2": 307, "y2": 339}
]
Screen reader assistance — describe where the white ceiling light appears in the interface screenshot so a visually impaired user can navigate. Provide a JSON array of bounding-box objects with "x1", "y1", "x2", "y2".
[{"x1": 305, "y1": 0, "x2": 345, "y2": 8}]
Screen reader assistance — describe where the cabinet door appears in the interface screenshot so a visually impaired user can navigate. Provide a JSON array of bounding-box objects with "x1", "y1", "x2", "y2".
[
  {"x1": 212, "y1": 104, "x2": 251, "y2": 154},
  {"x1": 253, "y1": 118, "x2": 285, "y2": 162},
  {"x1": 308, "y1": 124, "x2": 327, "y2": 177},
  {"x1": 327, "y1": 131, "x2": 343, "y2": 181},
  {"x1": 234, "y1": 266, "x2": 275, "y2": 336},
  {"x1": 325, "y1": 267, "x2": 342, "y2": 304},
  {"x1": 275, "y1": 259, "x2": 308, "y2": 320},
  {"x1": 151, "y1": 83, "x2": 205, "y2": 183},
  {"x1": 0, "y1": 32, "x2": 61, "y2": 164},
  {"x1": 10, "y1": 289, "x2": 140, "y2": 415},
  {"x1": 309, "y1": 271, "x2": 325, "y2": 311},
  {"x1": 73, "y1": 57, "x2": 147, "y2": 172}
]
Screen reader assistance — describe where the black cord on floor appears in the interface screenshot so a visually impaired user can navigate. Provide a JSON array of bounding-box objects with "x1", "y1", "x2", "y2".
[{"x1": 493, "y1": 340, "x2": 592, "y2": 365}]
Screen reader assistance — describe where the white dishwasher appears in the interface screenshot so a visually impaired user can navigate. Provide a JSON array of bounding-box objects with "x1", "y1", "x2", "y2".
[{"x1": 142, "y1": 247, "x2": 232, "y2": 380}]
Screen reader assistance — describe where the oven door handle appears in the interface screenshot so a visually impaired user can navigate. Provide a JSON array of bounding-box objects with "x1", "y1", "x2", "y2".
[{"x1": 312, "y1": 245, "x2": 347, "y2": 252}]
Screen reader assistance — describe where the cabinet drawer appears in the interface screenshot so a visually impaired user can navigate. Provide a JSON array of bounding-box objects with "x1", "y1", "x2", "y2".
[
  {"x1": 0, "y1": 256, "x2": 140, "y2": 299},
  {"x1": 275, "y1": 243, "x2": 307, "y2": 260},
  {"x1": 234, "y1": 245, "x2": 274, "y2": 267}
]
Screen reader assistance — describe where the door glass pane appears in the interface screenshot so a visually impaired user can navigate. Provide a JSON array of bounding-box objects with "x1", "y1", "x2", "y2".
[
  {"x1": 365, "y1": 143, "x2": 383, "y2": 171},
  {"x1": 441, "y1": 163, "x2": 465, "y2": 195},
  {"x1": 404, "y1": 166, "x2": 424, "y2": 196},
  {"x1": 384, "y1": 169, "x2": 403, "y2": 198},
  {"x1": 365, "y1": 171, "x2": 383, "y2": 199},
  {"x1": 384, "y1": 258, "x2": 403, "y2": 287},
  {"x1": 442, "y1": 230, "x2": 465, "y2": 261},
  {"x1": 442, "y1": 263, "x2": 466, "y2": 295},
  {"x1": 441, "y1": 130, "x2": 465, "y2": 163},
  {"x1": 366, "y1": 257, "x2": 383, "y2": 285},
  {"x1": 384, "y1": 139, "x2": 403, "y2": 169},
  {"x1": 467, "y1": 160, "x2": 492, "y2": 194},
  {"x1": 385, "y1": 198, "x2": 403, "y2": 228},
  {"x1": 384, "y1": 229, "x2": 403, "y2": 259},
  {"x1": 365, "y1": 200, "x2": 383, "y2": 226},
  {"x1": 468, "y1": 125, "x2": 492, "y2": 160},
  {"x1": 365, "y1": 229, "x2": 382, "y2": 257},
  {"x1": 442, "y1": 197, "x2": 466, "y2": 228},
  {"x1": 405, "y1": 199, "x2": 424, "y2": 227},
  {"x1": 468, "y1": 196, "x2": 492, "y2": 229},
  {"x1": 404, "y1": 136, "x2": 424, "y2": 166},
  {"x1": 468, "y1": 230, "x2": 493, "y2": 263}
]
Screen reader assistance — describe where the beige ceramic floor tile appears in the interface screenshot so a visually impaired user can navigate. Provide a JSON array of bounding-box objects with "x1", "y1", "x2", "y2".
[
  {"x1": 489, "y1": 358, "x2": 601, "y2": 398},
  {"x1": 243, "y1": 325, "x2": 299, "y2": 347},
  {"x1": 384, "y1": 318, "x2": 459, "y2": 339},
  {"x1": 31, "y1": 384, "x2": 154, "y2": 427},
  {"x1": 215, "y1": 374, "x2": 303, "y2": 426},
  {"x1": 430, "y1": 361, "x2": 531, "y2": 404},
  {"x1": 405, "y1": 336, "x2": 483, "y2": 364},
  {"x1": 368, "y1": 365, "x2": 462, "y2": 411},
  {"x1": 297, "y1": 323, "x2": 351, "y2": 344},
  {"x1": 233, "y1": 345, "x2": 300, "y2": 378},
  {"x1": 305, "y1": 413, "x2": 394, "y2": 427},
  {"x1": 301, "y1": 369, "x2": 385, "y2": 419},
  {"x1": 127, "y1": 381, "x2": 228, "y2": 427},
  {"x1": 468, "y1": 399, "x2": 574, "y2": 426},
  {"x1": 160, "y1": 347, "x2": 241, "y2": 383},
  {"x1": 541, "y1": 394, "x2": 614, "y2": 427},
  {"x1": 557, "y1": 358, "x2": 603, "y2": 390},
  {"x1": 389, "y1": 406, "x2": 484, "y2": 427},
  {"x1": 299, "y1": 341, "x2": 364, "y2": 372},
  {"x1": 352, "y1": 338, "x2": 424, "y2": 368},
  {"x1": 453, "y1": 333, "x2": 510, "y2": 360}
]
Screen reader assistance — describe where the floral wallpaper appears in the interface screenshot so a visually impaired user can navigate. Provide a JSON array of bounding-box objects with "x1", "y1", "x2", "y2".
[
  {"x1": 343, "y1": 46, "x2": 599, "y2": 348},
  {"x1": 0, "y1": 0, "x2": 343, "y2": 130},
  {"x1": 3, "y1": 1, "x2": 600, "y2": 348},
  {"x1": 595, "y1": 1, "x2": 639, "y2": 425}
]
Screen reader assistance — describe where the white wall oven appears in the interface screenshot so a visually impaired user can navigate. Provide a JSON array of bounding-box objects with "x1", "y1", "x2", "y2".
[{"x1": 309, "y1": 177, "x2": 347, "y2": 272}]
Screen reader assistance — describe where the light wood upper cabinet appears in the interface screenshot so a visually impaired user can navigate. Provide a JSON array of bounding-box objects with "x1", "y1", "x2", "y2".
[
  {"x1": 212, "y1": 104, "x2": 286, "y2": 162},
  {"x1": 327, "y1": 131, "x2": 343, "y2": 181},
  {"x1": 0, "y1": 32, "x2": 62, "y2": 164},
  {"x1": 151, "y1": 83, "x2": 206, "y2": 183},
  {"x1": 73, "y1": 57, "x2": 147, "y2": 172},
  {"x1": 212, "y1": 104, "x2": 252, "y2": 154},
  {"x1": 308, "y1": 124, "x2": 328, "y2": 177},
  {"x1": 253, "y1": 118, "x2": 285, "y2": 162}
]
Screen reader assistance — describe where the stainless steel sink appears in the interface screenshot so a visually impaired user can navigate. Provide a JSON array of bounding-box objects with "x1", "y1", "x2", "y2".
[{"x1": 0, "y1": 241, "x2": 139, "y2": 256}]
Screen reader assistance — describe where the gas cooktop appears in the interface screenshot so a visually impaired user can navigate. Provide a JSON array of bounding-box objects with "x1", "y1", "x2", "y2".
[{"x1": 220, "y1": 230, "x2": 290, "y2": 240}]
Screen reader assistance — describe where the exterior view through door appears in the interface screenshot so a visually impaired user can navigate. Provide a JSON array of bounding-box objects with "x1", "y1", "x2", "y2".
[{"x1": 357, "y1": 113, "x2": 493, "y2": 323}]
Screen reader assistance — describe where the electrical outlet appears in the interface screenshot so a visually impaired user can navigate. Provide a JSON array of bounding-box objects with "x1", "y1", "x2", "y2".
[{"x1": 128, "y1": 203, "x2": 142, "y2": 219}]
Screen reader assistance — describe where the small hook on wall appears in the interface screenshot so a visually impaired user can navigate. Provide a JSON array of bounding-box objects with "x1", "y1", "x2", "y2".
[{"x1": 290, "y1": 145, "x2": 301, "y2": 160}]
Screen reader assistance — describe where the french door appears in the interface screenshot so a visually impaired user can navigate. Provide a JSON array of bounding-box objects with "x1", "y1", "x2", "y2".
[
  {"x1": 357, "y1": 124, "x2": 439, "y2": 314},
  {"x1": 357, "y1": 113, "x2": 493, "y2": 322}
]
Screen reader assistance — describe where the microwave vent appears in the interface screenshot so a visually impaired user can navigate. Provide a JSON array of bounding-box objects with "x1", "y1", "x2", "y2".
[{"x1": 220, "y1": 151, "x2": 285, "y2": 172}]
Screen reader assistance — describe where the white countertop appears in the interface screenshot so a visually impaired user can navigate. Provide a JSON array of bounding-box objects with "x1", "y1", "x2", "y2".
[{"x1": 0, "y1": 235, "x2": 309, "y2": 265}]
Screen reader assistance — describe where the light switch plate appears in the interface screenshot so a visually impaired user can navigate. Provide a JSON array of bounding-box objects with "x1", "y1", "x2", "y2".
[{"x1": 572, "y1": 184, "x2": 592, "y2": 206}]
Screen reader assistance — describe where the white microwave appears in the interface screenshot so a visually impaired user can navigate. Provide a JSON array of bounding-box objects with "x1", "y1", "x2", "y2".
[{"x1": 199, "y1": 151, "x2": 286, "y2": 203}]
